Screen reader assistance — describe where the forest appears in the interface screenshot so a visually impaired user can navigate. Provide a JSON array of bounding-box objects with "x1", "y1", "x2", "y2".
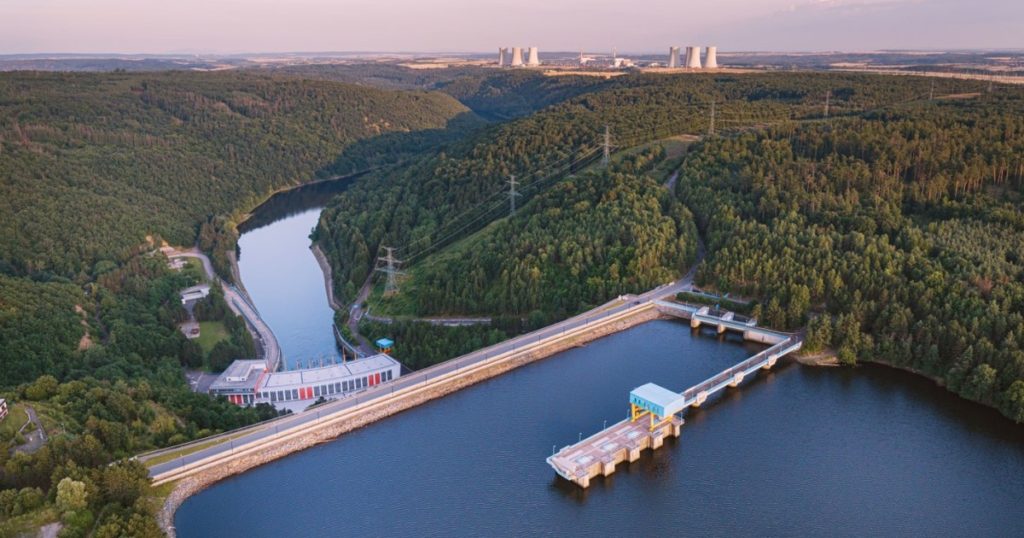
[
  {"x1": 316, "y1": 71, "x2": 950, "y2": 312},
  {"x1": 0, "y1": 70, "x2": 470, "y2": 279},
  {"x1": 0, "y1": 254, "x2": 277, "y2": 536},
  {"x1": 378, "y1": 146, "x2": 697, "y2": 322},
  {"x1": 674, "y1": 87, "x2": 1024, "y2": 422}
]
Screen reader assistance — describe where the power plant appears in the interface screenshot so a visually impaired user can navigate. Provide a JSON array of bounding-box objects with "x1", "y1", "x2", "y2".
[
  {"x1": 493, "y1": 45, "x2": 719, "y2": 70},
  {"x1": 704, "y1": 46, "x2": 718, "y2": 69},
  {"x1": 510, "y1": 47, "x2": 524, "y2": 67},
  {"x1": 527, "y1": 47, "x2": 540, "y2": 66},
  {"x1": 668, "y1": 46, "x2": 681, "y2": 68},
  {"x1": 497, "y1": 46, "x2": 540, "y2": 68},
  {"x1": 685, "y1": 46, "x2": 702, "y2": 69}
]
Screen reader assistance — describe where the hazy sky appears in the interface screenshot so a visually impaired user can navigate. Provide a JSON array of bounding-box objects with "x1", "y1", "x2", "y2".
[{"x1": 2, "y1": 0, "x2": 1022, "y2": 54}]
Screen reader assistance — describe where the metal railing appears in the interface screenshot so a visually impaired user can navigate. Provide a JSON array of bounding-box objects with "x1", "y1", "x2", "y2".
[{"x1": 145, "y1": 296, "x2": 656, "y2": 476}]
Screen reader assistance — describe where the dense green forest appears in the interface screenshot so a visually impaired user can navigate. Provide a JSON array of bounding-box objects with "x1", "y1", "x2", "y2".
[
  {"x1": 376, "y1": 146, "x2": 697, "y2": 321},
  {"x1": 271, "y1": 63, "x2": 613, "y2": 120},
  {"x1": 0, "y1": 70, "x2": 470, "y2": 279},
  {"x1": 316, "y1": 72, "x2": 948, "y2": 312},
  {"x1": 675, "y1": 88, "x2": 1024, "y2": 422},
  {"x1": 0, "y1": 256, "x2": 277, "y2": 536}
]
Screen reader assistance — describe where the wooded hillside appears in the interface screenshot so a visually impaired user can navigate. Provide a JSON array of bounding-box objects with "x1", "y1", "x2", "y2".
[
  {"x1": 675, "y1": 89, "x2": 1024, "y2": 421},
  {"x1": 0, "y1": 71, "x2": 471, "y2": 279}
]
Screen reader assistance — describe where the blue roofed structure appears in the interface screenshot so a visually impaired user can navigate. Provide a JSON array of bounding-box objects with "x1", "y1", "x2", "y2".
[
  {"x1": 375, "y1": 338, "x2": 394, "y2": 352},
  {"x1": 629, "y1": 383, "x2": 687, "y2": 419}
]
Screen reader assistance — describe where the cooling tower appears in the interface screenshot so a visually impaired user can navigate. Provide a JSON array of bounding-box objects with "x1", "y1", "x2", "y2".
[
  {"x1": 498, "y1": 47, "x2": 508, "y2": 67},
  {"x1": 510, "y1": 47, "x2": 524, "y2": 67},
  {"x1": 668, "y1": 46, "x2": 681, "y2": 68},
  {"x1": 685, "y1": 46, "x2": 702, "y2": 69},
  {"x1": 704, "y1": 46, "x2": 718, "y2": 69},
  {"x1": 527, "y1": 47, "x2": 540, "y2": 66}
]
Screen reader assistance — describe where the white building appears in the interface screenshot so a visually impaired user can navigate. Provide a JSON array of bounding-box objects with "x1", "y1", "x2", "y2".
[
  {"x1": 180, "y1": 284, "x2": 211, "y2": 305},
  {"x1": 209, "y1": 354, "x2": 402, "y2": 410}
]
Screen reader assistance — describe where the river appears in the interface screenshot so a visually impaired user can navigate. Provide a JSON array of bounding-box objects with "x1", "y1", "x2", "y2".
[
  {"x1": 236, "y1": 180, "x2": 355, "y2": 369},
  {"x1": 179, "y1": 182, "x2": 1024, "y2": 536}
]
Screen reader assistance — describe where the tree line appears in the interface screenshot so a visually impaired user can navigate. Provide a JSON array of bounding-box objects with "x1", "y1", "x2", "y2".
[{"x1": 675, "y1": 87, "x2": 1024, "y2": 422}]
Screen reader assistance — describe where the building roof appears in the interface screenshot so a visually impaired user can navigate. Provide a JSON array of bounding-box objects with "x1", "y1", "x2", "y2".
[
  {"x1": 209, "y1": 360, "x2": 266, "y2": 392},
  {"x1": 630, "y1": 383, "x2": 687, "y2": 417},
  {"x1": 375, "y1": 338, "x2": 394, "y2": 348},
  {"x1": 180, "y1": 284, "x2": 210, "y2": 295},
  {"x1": 261, "y1": 354, "x2": 398, "y2": 390}
]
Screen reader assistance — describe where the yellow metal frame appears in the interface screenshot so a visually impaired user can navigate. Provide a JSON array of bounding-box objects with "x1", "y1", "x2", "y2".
[
  {"x1": 632, "y1": 403, "x2": 672, "y2": 431},
  {"x1": 630, "y1": 403, "x2": 648, "y2": 422},
  {"x1": 630, "y1": 399, "x2": 671, "y2": 430}
]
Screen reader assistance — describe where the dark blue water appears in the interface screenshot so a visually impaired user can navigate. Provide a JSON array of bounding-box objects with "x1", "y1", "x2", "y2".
[{"x1": 175, "y1": 320, "x2": 1024, "y2": 536}]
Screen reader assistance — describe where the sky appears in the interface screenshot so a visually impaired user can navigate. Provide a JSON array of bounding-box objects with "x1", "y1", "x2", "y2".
[{"x1": 1, "y1": 0, "x2": 1022, "y2": 55}]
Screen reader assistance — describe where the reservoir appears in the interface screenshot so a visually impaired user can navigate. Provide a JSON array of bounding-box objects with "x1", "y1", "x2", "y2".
[
  {"x1": 182, "y1": 180, "x2": 1024, "y2": 536},
  {"x1": 175, "y1": 317, "x2": 1024, "y2": 536}
]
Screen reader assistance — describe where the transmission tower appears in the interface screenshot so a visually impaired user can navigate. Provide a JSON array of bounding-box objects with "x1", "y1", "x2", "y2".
[
  {"x1": 376, "y1": 246, "x2": 404, "y2": 297},
  {"x1": 824, "y1": 90, "x2": 831, "y2": 118},
  {"x1": 929, "y1": 80, "x2": 935, "y2": 101},
  {"x1": 601, "y1": 125, "x2": 611, "y2": 167},
  {"x1": 507, "y1": 174, "x2": 522, "y2": 216},
  {"x1": 708, "y1": 99, "x2": 716, "y2": 137}
]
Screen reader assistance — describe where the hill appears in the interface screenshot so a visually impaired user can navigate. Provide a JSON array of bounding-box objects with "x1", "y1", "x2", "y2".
[
  {"x1": 315, "y1": 72, "x2": 944, "y2": 313},
  {"x1": 675, "y1": 88, "x2": 1024, "y2": 422},
  {"x1": 0, "y1": 70, "x2": 472, "y2": 279}
]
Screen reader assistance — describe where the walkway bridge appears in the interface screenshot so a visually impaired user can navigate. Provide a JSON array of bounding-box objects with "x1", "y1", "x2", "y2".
[{"x1": 547, "y1": 308, "x2": 801, "y2": 489}]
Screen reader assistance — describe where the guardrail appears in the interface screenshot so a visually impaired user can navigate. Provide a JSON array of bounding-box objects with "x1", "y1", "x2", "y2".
[
  {"x1": 681, "y1": 337, "x2": 802, "y2": 403},
  {"x1": 145, "y1": 297, "x2": 656, "y2": 481}
]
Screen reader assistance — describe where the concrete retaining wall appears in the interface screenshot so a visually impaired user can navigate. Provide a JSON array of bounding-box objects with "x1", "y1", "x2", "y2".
[{"x1": 157, "y1": 303, "x2": 662, "y2": 536}]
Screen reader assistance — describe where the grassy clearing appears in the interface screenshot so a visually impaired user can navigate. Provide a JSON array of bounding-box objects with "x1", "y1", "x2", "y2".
[{"x1": 195, "y1": 321, "x2": 229, "y2": 354}]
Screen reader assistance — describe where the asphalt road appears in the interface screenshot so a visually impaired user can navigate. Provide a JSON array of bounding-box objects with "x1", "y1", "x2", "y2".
[
  {"x1": 167, "y1": 248, "x2": 283, "y2": 371},
  {"x1": 145, "y1": 279, "x2": 695, "y2": 478}
]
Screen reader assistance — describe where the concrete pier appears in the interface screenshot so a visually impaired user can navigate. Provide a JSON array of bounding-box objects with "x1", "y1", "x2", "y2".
[
  {"x1": 548, "y1": 305, "x2": 802, "y2": 489},
  {"x1": 547, "y1": 416, "x2": 684, "y2": 489}
]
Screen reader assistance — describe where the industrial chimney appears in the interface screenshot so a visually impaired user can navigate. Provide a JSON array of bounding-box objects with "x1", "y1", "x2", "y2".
[
  {"x1": 704, "y1": 46, "x2": 718, "y2": 69},
  {"x1": 510, "y1": 47, "x2": 524, "y2": 67},
  {"x1": 527, "y1": 47, "x2": 540, "y2": 66},
  {"x1": 685, "y1": 46, "x2": 702, "y2": 69},
  {"x1": 668, "y1": 46, "x2": 681, "y2": 68},
  {"x1": 498, "y1": 47, "x2": 508, "y2": 67}
]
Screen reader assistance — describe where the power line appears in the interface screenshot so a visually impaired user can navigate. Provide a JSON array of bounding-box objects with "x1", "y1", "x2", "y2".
[
  {"x1": 398, "y1": 146, "x2": 595, "y2": 254},
  {"x1": 399, "y1": 147, "x2": 602, "y2": 264},
  {"x1": 601, "y1": 125, "x2": 611, "y2": 167},
  {"x1": 375, "y1": 246, "x2": 404, "y2": 297},
  {"x1": 708, "y1": 99, "x2": 716, "y2": 137},
  {"x1": 507, "y1": 174, "x2": 521, "y2": 216}
]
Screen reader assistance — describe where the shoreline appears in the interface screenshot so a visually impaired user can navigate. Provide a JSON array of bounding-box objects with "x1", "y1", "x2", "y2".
[
  {"x1": 310, "y1": 243, "x2": 341, "y2": 311},
  {"x1": 234, "y1": 168, "x2": 374, "y2": 231}
]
